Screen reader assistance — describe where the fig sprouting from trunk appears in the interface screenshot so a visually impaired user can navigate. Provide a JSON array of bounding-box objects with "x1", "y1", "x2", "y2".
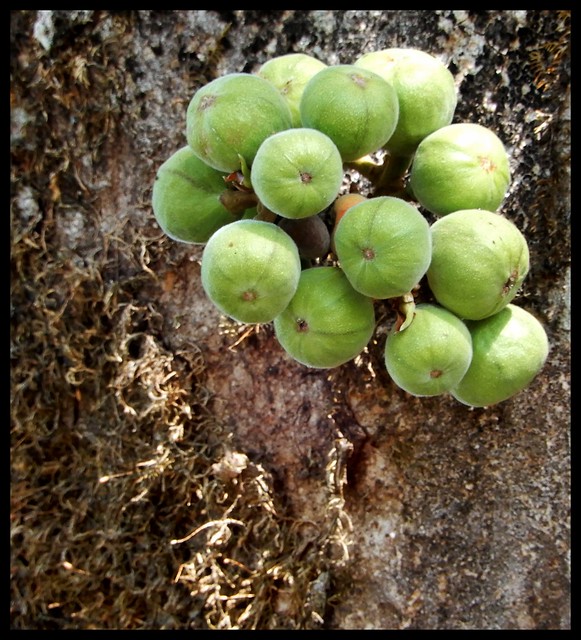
[
  {"x1": 333, "y1": 196, "x2": 432, "y2": 299},
  {"x1": 278, "y1": 215, "x2": 331, "y2": 260},
  {"x1": 451, "y1": 304, "x2": 549, "y2": 407},
  {"x1": 333, "y1": 193, "x2": 368, "y2": 226},
  {"x1": 427, "y1": 209, "x2": 529, "y2": 320},
  {"x1": 152, "y1": 146, "x2": 241, "y2": 244},
  {"x1": 355, "y1": 47, "x2": 457, "y2": 156},
  {"x1": 186, "y1": 73, "x2": 292, "y2": 173},
  {"x1": 250, "y1": 128, "x2": 344, "y2": 219},
  {"x1": 201, "y1": 219, "x2": 301, "y2": 324},
  {"x1": 384, "y1": 303, "x2": 473, "y2": 397},
  {"x1": 409, "y1": 123, "x2": 511, "y2": 216},
  {"x1": 273, "y1": 266, "x2": 376, "y2": 368},
  {"x1": 299, "y1": 64, "x2": 399, "y2": 162},
  {"x1": 256, "y1": 53, "x2": 327, "y2": 128}
]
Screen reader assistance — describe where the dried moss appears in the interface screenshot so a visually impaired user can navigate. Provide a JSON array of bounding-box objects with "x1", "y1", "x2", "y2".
[
  {"x1": 10, "y1": 10, "x2": 352, "y2": 630},
  {"x1": 10, "y1": 163, "x2": 355, "y2": 629}
]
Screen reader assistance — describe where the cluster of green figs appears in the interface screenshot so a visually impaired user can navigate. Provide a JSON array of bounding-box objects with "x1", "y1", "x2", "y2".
[{"x1": 152, "y1": 48, "x2": 549, "y2": 408}]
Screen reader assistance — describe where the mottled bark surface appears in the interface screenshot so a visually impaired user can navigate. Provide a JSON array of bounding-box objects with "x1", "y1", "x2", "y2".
[{"x1": 11, "y1": 10, "x2": 570, "y2": 630}]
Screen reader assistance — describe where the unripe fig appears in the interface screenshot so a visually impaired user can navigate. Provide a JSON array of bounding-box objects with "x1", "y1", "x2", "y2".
[
  {"x1": 299, "y1": 64, "x2": 399, "y2": 161},
  {"x1": 333, "y1": 196, "x2": 431, "y2": 299},
  {"x1": 201, "y1": 219, "x2": 301, "y2": 324},
  {"x1": 273, "y1": 266, "x2": 376, "y2": 369},
  {"x1": 278, "y1": 215, "x2": 331, "y2": 260},
  {"x1": 384, "y1": 303, "x2": 473, "y2": 397},
  {"x1": 330, "y1": 192, "x2": 368, "y2": 255},
  {"x1": 251, "y1": 128, "x2": 344, "y2": 219},
  {"x1": 152, "y1": 146, "x2": 240, "y2": 244},
  {"x1": 427, "y1": 209, "x2": 529, "y2": 320},
  {"x1": 257, "y1": 53, "x2": 327, "y2": 128},
  {"x1": 451, "y1": 304, "x2": 549, "y2": 407},
  {"x1": 355, "y1": 48, "x2": 457, "y2": 156},
  {"x1": 409, "y1": 123, "x2": 511, "y2": 216},
  {"x1": 186, "y1": 73, "x2": 292, "y2": 173}
]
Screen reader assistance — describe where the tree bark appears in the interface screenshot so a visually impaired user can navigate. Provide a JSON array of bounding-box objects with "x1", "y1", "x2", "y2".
[{"x1": 11, "y1": 10, "x2": 570, "y2": 630}]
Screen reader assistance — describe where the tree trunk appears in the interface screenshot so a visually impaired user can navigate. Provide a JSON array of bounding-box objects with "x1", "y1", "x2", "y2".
[{"x1": 10, "y1": 10, "x2": 570, "y2": 630}]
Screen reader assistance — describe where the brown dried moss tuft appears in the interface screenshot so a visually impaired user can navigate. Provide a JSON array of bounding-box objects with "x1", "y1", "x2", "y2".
[
  {"x1": 10, "y1": 11, "x2": 351, "y2": 629},
  {"x1": 10, "y1": 195, "x2": 353, "y2": 629}
]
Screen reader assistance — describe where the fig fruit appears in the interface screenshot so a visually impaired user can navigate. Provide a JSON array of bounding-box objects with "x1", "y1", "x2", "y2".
[
  {"x1": 201, "y1": 219, "x2": 301, "y2": 324},
  {"x1": 299, "y1": 64, "x2": 399, "y2": 162},
  {"x1": 333, "y1": 196, "x2": 431, "y2": 299},
  {"x1": 273, "y1": 266, "x2": 376, "y2": 369},
  {"x1": 250, "y1": 128, "x2": 344, "y2": 219},
  {"x1": 451, "y1": 304, "x2": 549, "y2": 407},
  {"x1": 256, "y1": 53, "x2": 327, "y2": 128},
  {"x1": 427, "y1": 209, "x2": 529, "y2": 320},
  {"x1": 409, "y1": 123, "x2": 511, "y2": 216},
  {"x1": 152, "y1": 146, "x2": 240, "y2": 244},
  {"x1": 384, "y1": 303, "x2": 473, "y2": 397},
  {"x1": 333, "y1": 193, "x2": 368, "y2": 226},
  {"x1": 355, "y1": 48, "x2": 457, "y2": 156},
  {"x1": 186, "y1": 73, "x2": 292, "y2": 173},
  {"x1": 278, "y1": 215, "x2": 331, "y2": 260}
]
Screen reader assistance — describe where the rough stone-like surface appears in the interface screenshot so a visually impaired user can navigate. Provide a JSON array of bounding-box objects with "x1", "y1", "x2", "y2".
[{"x1": 11, "y1": 10, "x2": 570, "y2": 630}]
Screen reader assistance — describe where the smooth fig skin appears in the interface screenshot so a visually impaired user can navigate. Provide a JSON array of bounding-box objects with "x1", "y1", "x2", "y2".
[
  {"x1": 330, "y1": 193, "x2": 368, "y2": 255},
  {"x1": 278, "y1": 215, "x2": 331, "y2": 260},
  {"x1": 451, "y1": 304, "x2": 549, "y2": 407},
  {"x1": 355, "y1": 48, "x2": 457, "y2": 156},
  {"x1": 427, "y1": 209, "x2": 530, "y2": 321},
  {"x1": 299, "y1": 64, "x2": 399, "y2": 162},
  {"x1": 186, "y1": 73, "x2": 292, "y2": 173},
  {"x1": 409, "y1": 123, "x2": 511, "y2": 216},
  {"x1": 152, "y1": 146, "x2": 240, "y2": 244},
  {"x1": 273, "y1": 266, "x2": 376, "y2": 369},
  {"x1": 201, "y1": 219, "x2": 301, "y2": 324},
  {"x1": 257, "y1": 53, "x2": 327, "y2": 128},
  {"x1": 384, "y1": 303, "x2": 473, "y2": 397},
  {"x1": 333, "y1": 196, "x2": 432, "y2": 299},
  {"x1": 333, "y1": 193, "x2": 368, "y2": 226},
  {"x1": 251, "y1": 128, "x2": 344, "y2": 219}
]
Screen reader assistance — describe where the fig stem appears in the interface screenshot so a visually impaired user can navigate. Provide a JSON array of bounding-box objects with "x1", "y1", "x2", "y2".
[
  {"x1": 344, "y1": 155, "x2": 384, "y2": 183},
  {"x1": 219, "y1": 189, "x2": 259, "y2": 215},
  {"x1": 254, "y1": 201, "x2": 278, "y2": 223},
  {"x1": 237, "y1": 153, "x2": 253, "y2": 190},
  {"x1": 373, "y1": 151, "x2": 414, "y2": 198},
  {"x1": 395, "y1": 291, "x2": 416, "y2": 332}
]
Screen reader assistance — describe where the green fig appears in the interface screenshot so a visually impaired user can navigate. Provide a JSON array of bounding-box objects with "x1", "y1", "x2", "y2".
[
  {"x1": 299, "y1": 64, "x2": 399, "y2": 161},
  {"x1": 333, "y1": 196, "x2": 431, "y2": 299},
  {"x1": 273, "y1": 266, "x2": 376, "y2": 368},
  {"x1": 427, "y1": 209, "x2": 529, "y2": 321},
  {"x1": 384, "y1": 303, "x2": 473, "y2": 397},
  {"x1": 355, "y1": 48, "x2": 457, "y2": 156},
  {"x1": 201, "y1": 219, "x2": 301, "y2": 324},
  {"x1": 186, "y1": 73, "x2": 293, "y2": 173},
  {"x1": 257, "y1": 53, "x2": 327, "y2": 128},
  {"x1": 409, "y1": 123, "x2": 511, "y2": 216},
  {"x1": 152, "y1": 146, "x2": 241, "y2": 244},
  {"x1": 451, "y1": 304, "x2": 549, "y2": 407},
  {"x1": 250, "y1": 127, "x2": 344, "y2": 219}
]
